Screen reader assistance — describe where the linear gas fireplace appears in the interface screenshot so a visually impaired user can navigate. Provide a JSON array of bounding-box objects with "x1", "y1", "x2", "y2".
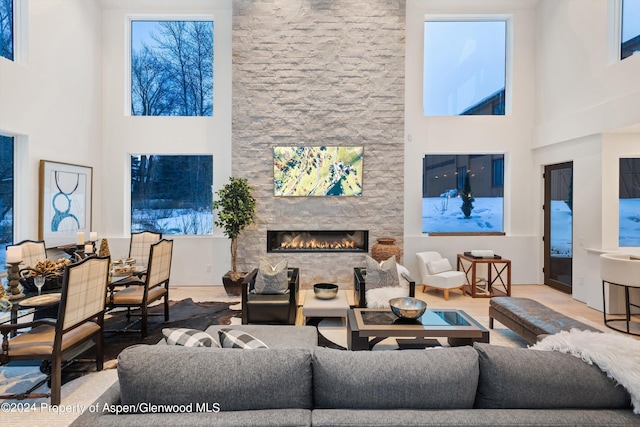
[{"x1": 267, "y1": 230, "x2": 368, "y2": 253}]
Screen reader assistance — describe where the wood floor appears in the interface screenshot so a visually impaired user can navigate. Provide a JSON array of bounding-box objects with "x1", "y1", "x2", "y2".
[{"x1": 169, "y1": 283, "x2": 632, "y2": 334}]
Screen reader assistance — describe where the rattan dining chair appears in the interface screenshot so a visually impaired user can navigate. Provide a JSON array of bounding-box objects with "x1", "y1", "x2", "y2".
[{"x1": 0, "y1": 255, "x2": 111, "y2": 405}]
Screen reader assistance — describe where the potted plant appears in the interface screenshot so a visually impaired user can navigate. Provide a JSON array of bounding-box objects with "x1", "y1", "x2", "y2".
[{"x1": 213, "y1": 177, "x2": 256, "y2": 296}]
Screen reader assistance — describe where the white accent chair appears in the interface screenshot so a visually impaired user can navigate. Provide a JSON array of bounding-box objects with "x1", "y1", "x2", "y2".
[{"x1": 416, "y1": 251, "x2": 466, "y2": 300}]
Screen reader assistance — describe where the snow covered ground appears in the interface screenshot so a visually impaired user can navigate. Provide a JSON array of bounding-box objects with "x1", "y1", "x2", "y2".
[
  {"x1": 422, "y1": 197, "x2": 504, "y2": 233},
  {"x1": 619, "y1": 198, "x2": 640, "y2": 247}
]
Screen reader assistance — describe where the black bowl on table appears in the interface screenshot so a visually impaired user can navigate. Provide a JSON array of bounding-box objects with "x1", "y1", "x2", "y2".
[{"x1": 313, "y1": 283, "x2": 339, "y2": 300}]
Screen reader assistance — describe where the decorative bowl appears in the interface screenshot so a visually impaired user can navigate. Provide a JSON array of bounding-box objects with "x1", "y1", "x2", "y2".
[
  {"x1": 313, "y1": 283, "x2": 339, "y2": 300},
  {"x1": 389, "y1": 297, "x2": 427, "y2": 319}
]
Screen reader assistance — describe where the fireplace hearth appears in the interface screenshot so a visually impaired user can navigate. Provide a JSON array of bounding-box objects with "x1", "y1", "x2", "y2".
[{"x1": 267, "y1": 230, "x2": 368, "y2": 253}]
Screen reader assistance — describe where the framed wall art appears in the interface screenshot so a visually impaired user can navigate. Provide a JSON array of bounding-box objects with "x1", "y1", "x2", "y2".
[
  {"x1": 39, "y1": 160, "x2": 93, "y2": 247},
  {"x1": 273, "y1": 146, "x2": 363, "y2": 197}
]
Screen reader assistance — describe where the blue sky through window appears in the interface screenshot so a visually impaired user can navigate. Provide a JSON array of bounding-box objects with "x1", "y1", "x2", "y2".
[
  {"x1": 622, "y1": 0, "x2": 640, "y2": 43},
  {"x1": 423, "y1": 20, "x2": 506, "y2": 116}
]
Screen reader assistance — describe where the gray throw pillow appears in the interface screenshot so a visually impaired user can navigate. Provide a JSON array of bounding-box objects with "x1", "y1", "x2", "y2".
[
  {"x1": 365, "y1": 255, "x2": 399, "y2": 289},
  {"x1": 254, "y1": 259, "x2": 289, "y2": 294}
]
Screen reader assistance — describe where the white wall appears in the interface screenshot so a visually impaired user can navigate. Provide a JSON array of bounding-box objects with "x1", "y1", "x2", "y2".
[
  {"x1": 0, "y1": 0, "x2": 102, "y2": 242},
  {"x1": 532, "y1": 0, "x2": 640, "y2": 310},
  {"x1": 535, "y1": 0, "x2": 640, "y2": 146},
  {"x1": 100, "y1": 0, "x2": 232, "y2": 285},
  {"x1": 404, "y1": 0, "x2": 540, "y2": 283}
]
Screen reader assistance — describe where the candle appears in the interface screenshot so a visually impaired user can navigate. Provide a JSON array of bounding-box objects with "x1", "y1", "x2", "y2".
[
  {"x1": 6, "y1": 246, "x2": 22, "y2": 264},
  {"x1": 76, "y1": 231, "x2": 85, "y2": 245},
  {"x1": 90, "y1": 232, "x2": 98, "y2": 241},
  {"x1": 85, "y1": 244, "x2": 94, "y2": 253}
]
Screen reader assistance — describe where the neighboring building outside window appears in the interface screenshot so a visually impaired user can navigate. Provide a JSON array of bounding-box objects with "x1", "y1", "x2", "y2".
[
  {"x1": 130, "y1": 19, "x2": 213, "y2": 116},
  {"x1": 0, "y1": 135, "x2": 14, "y2": 269},
  {"x1": 131, "y1": 155, "x2": 213, "y2": 235},
  {"x1": 422, "y1": 154, "x2": 504, "y2": 234},
  {"x1": 0, "y1": 0, "x2": 13, "y2": 61},
  {"x1": 621, "y1": 0, "x2": 640, "y2": 60},
  {"x1": 423, "y1": 19, "x2": 507, "y2": 116}
]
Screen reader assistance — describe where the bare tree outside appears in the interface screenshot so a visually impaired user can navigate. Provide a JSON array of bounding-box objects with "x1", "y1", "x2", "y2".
[
  {"x1": 131, "y1": 155, "x2": 213, "y2": 235},
  {"x1": 131, "y1": 20, "x2": 213, "y2": 116},
  {"x1": 0, "y1": 0, "x2": 13, "y2": 61}
]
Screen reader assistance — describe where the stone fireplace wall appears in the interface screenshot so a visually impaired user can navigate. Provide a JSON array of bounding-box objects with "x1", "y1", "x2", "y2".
[{"x1": 232, "y1": 0, "x2": 406, "y2": 288}]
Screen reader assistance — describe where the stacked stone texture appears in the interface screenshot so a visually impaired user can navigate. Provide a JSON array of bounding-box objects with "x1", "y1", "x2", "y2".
[{"x1": 232, "y1": 0, "x2": 405, "y2": 288}]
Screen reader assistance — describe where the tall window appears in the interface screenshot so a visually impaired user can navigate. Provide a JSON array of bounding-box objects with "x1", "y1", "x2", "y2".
[
  {"x1": 619, "y1": 158, "x2": 640, "y2": 246},
  {"x1": 422, "y1": 154, "x2": 504, "y2": 234},
  {"x1": 130, "y1": 19, "x2": 213, "y2": 116},
  {"x1": 131, "y1": 155, "x2": 213, "y2": 235},
  {"x1": 0, "y1": 135, "x2": 14, "y2": 269},
  {"x1": 0, "y1": 0, "x2": 13, "y2": 61},
  {"x1": 621, "y1": 0, "x2": 640, "y2": 60},
  {"x1": 424, "y1": 20, "x2": 507, "y2": 116}
]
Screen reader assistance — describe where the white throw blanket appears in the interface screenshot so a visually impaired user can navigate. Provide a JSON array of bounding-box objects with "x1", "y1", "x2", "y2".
[{"x1": 531, "y1": 329, "x2": 640, "y2": 414}]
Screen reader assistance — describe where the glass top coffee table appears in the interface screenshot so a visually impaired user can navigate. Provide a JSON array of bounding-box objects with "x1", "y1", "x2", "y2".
[{"x1": 347, "y1": 308, "x2": 489, "y2": 350}]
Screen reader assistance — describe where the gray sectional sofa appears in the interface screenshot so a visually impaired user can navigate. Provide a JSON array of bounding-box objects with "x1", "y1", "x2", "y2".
[{"x1": 71, "y1": 325, "x2": 639, "y2": 426}]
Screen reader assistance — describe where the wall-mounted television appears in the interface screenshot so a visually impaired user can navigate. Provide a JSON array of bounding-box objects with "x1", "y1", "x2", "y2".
[{"x1": 274, "y1": 146, "x2": 363, "y2": 196}]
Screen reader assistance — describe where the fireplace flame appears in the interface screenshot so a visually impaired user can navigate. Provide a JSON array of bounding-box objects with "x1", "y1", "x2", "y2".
[{"x1": 280, "y1": 238, "x2": 356, "y2": 250}]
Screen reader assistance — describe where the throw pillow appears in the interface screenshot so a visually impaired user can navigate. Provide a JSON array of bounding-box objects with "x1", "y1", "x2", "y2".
[
  {"x1": 162, "y1": 328, "x2": 220, "y2": 348},
  {"x1": 365, "y1": 255, "x2": 399, "y2": 289},
  {"x1": 426, "y1": 258, "x2": 452, "y2": 275},
  {"x1": 218, "y1": 328, "x2": 269, "y2": 349},
  {"x1": 253, "y1": 259, "x2": 289, "y2": 294}
]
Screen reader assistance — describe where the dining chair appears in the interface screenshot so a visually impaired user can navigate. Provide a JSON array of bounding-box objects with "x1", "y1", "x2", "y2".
[
  {"x1": 106, "y1": 239, "x2": 173, "y2": 338},
  {"x1": 7, "y1": 239, "x2": 48, "y2": 270},
  {"x1": 0, "y1": 255, "x2": 110, "y2": 405},
  {"x1": 129, "y1": 230, "x2": 163, "y2": 267}
]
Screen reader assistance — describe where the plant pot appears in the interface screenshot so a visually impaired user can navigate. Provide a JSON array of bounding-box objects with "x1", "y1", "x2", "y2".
[{"x1": 222, "y1": 272, "x2": 246, "y2": 297}]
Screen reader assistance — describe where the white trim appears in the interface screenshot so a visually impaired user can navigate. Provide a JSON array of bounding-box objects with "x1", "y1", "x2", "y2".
[
  {"x1": 6, "y1": 0, "x2": 28, "y2": 64},
  {"x1": 607, "y1": 0, "x2": 623, "y2": 65},
  {"x1": 124, "y1": 14, "x2": 215, "y2": 117}
]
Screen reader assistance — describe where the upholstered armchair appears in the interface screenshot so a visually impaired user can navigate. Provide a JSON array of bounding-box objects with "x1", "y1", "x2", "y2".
[
  {"x1": 416, "y1": 251, "x2": 466, "y2": 300},
  {"x1": 242, "y1": 267, "x2": 299, "y2": 325},
  {"x1": 0, "y1": 255, "x2": 110, "y2": 405},
  {"x1": 353, "y1": 264, "x2": 416, "y2": 308},
  {"x1": 106, "y1": 239, "x2": 173, "y2": 338}
]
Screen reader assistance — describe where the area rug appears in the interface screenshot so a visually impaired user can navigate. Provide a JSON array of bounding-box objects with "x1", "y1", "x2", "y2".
[{"x1": 101, "y1": 298, "x2": 241, "y2": 363}]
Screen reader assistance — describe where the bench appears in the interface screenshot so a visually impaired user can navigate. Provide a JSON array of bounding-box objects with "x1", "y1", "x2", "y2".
[{"x1": 489, "y1": 297, "x2": 601, "y2": 345}]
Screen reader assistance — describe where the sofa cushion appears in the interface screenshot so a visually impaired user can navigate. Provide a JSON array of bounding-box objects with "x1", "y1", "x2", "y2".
[
  {"x1": 473, "y1": 343, "x2": 631, "y2": 409},
  {"x1": 219, "y1": 328, "x2": 269, "y2": 349},
  {"x1": 162, "y1": 328, "x2": 220, "y2": 348},
  {"x1": 118, "y1": 345, "x2": 313, "y2": 411},
  {"x1": 312, "y1": 347, "x2": 479, "y2": 409}
]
